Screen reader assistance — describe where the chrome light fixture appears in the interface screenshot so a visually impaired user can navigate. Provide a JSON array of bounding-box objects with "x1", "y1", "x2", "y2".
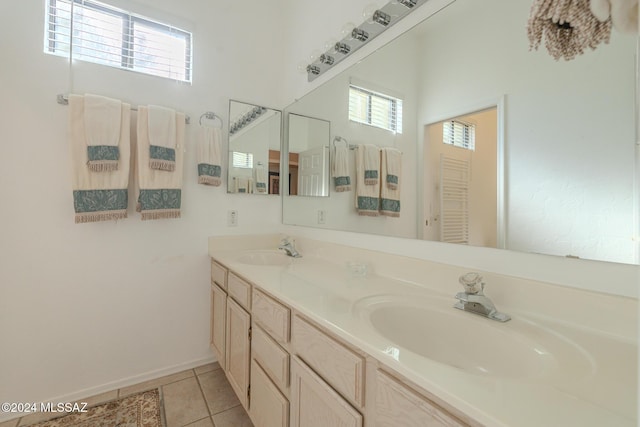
[
  {"x1": 303, "y1": 0, "x2": 428, "y2": 81},
  {"x1": 397, "y1": 0, "x2": 417, "y2": 8},
  {"x1": 319, "y1": 54, "x2": 335, "y2": 65},
  {"x1": 352, "y1": 28, "x2": 369, "y2": 42},
  {"x1": 372, "y1": 10, "x2": 391, "y2": 26},
  {"x1": 334, "y1": 42, "x2": 351, "y2": 55}
]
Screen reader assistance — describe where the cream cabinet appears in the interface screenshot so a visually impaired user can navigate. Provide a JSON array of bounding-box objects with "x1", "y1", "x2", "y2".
[
  {"x1": 373, "y1": 369, "x2": 468, "y2": 427},
  {"x1": 210, "y1": 258, "x2": 475, "y2": 427},
  {"x1": 210, "y1": 282, "x2": 227, "y2": 370},
  {"x1": 290, "y1": 357, "x2": 363, "y2": 427},
  {"x1": 250, "y1": 359, "x2": 289, "y2": 427}
]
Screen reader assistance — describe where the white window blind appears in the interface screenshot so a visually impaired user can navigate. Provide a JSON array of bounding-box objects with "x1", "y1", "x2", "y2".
[
  {"x1": 45, "y1": 0, "x2": 192, "y2": 83},
  {"x1": 443, "y1": 120, "x2": 475, "y2": 150},
  {"x1": 232, "y1": 152, "x2": 254, "y2": 169},
  {"x1": 348, "y1": 85, "x2": 403, "y2": 134}
]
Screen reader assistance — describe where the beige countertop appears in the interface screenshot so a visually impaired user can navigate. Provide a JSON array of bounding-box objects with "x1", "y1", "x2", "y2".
[{"x1": 209, "y1": 234, "x2": 638, "y2": 427}]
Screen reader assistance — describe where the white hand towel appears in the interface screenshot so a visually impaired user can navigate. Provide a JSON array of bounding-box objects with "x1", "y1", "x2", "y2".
[
  {"x1": 148, "y1": 105, "x2": 177, "y2": 171},
  {"x1": 83, "y1": 94, "x2": 122, "y2": 172},
  {"x1": 197, "y1": 126, "x2": 222, "y2": 186},
  {"x1": 363, "y1": 144, "x2": 380, "y2": 185},
  {"x1": 355, "y1": 145, "x2": 379, "y2": 216},
  {"x1": 234, "y1": 176, "x2": 251, "y2": 193},
  {"x1": 332, "y1": 146, "x2": 352, "y2": 192},
  {"x1": 255, "y1": 167, "x2": 267, "y2": 193},
  {"x1": 136, "y1": 106, "x2": 185, "y2": 220},
  {"x1": 380, "y1": 148, "x2": 401, "y2": 217},
  {"x1": 69, "y1": 95, "x2": 130, "y2": 223}
]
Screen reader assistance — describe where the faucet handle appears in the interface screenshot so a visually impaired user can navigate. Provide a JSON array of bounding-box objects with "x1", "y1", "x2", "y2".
[{"x1": 459, "y1": 272, "x2": 484, "y2": 294}]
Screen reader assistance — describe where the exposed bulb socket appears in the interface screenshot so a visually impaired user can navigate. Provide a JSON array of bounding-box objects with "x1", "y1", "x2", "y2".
[
  {"x1": 398, "y1": 0, "x2": 416, "y2": 8},
  {"x1": 334, "y1": 42, "x2": 351, "y2": 55},
  {"x1": 352, "y1": 28, "x2": 370, "y2": 42},
  {"x1": 373, "y1": 10, "x2": 391, "y2": 26},
  {"x1": 306, "y1": 65, "x2": 321, "y2": 75},
  {"x1": 319, "y1": 54, "x2": 335, "y2": 65}
]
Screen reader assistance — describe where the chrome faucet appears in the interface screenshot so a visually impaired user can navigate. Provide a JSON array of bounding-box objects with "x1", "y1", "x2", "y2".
[
  {"x1": 454, "y1": 273, "x2": 510, "y2": 322},
  {"x1": 278, "y1": 237, "x2": 302, "y2": 258}
]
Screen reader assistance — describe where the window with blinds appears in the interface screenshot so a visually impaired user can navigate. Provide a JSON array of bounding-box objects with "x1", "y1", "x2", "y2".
[
  {"x1": 348, "y1": 85, "x2": 403, "y2": 134},
  {"x1": 443, "y1": 120, "x2": 475, "y2": 150},
  {"x1": 45, "y1": 0, "x2": 192, "y2": 83},
  {"x1": 232, "y1": 152, "x2": 254, "y2": 169}
]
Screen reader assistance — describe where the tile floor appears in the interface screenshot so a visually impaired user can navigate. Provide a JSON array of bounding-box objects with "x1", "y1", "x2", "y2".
[{"x1": 0, "y1": 362, "x2": 253, "y2": 427}]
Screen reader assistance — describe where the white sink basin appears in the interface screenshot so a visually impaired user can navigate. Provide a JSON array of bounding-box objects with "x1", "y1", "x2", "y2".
[
  {"x1": 236, "y1": 250, "x2": 292, "y2": 266},
  {"x1": 356, "y1": 295, "x2": 594, "y2": 381}
]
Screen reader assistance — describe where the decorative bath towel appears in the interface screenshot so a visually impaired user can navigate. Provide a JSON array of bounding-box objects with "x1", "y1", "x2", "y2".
[
  {"x1": 380, "y1": 148, "x2": 401, "y2": 217},
  {"x1": 234, "y1": 176, "x2": 252, "y2": 193},
  {"x1": 147, "y1": 105, "x2": 177, "y2": 171},
  {"x1": 355, "y1": 145, "x2": 379, "y2": 216},
  {"x1": 83, "y1": 94, "x2": 122, "y2": 172},
  {"x1": 363, "y1": 144, "x2": 380, "y2": 185},
  {"x1": 255, "y1": 167, "x2": 267, "y2": 193},
  {"x1": 332, "y1": 145, "x2": 352, "y2": 192},
  {"x1": 69, "y1": 95, "x2": 130, "y2": 223},
  {"x1": 197, "y1": 126, "x2": 222, "y2": 186},
  {"x1": 136, "y1": 106, "x2": 185, "y2": 220}
]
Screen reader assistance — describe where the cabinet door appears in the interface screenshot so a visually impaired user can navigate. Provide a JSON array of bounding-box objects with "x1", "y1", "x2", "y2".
[
  {"x1": 249, "y1": 359, "x2": 289, "y2": 427},
  {"x1": 226, "y1": 297, "x2": 251, "y2": 409},
  {"x1": 210, "y1": 283, "x2": 227, "y2": 370},
  {"x1": 290, "y1": 357, "x2": 362, "y2": 427},
  {"x1": 375, "y1": 370, "x2": 467, "y2": 427}
]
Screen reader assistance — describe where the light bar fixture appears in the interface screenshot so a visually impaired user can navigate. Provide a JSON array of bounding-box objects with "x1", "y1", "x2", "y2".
[{"x1": 303, "y1": 0, "x2": 429, "y2": 81}]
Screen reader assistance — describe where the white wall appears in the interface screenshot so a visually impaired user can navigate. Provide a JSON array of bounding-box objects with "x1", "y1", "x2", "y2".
[
  {"x1": 417, "y1": 0, "x2": 636, "y2": 264},
  {"x1": 0, "y1": 0, "x2": 285, "y2": 414}
]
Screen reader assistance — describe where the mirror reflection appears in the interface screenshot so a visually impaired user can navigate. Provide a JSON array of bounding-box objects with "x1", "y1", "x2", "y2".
[
  {"x1": 227, "y1": 100, "x2": 282, "y2": 195},
  {"x1": 287, "y1": 114, "x2": 331, "y2": 197},
  {"x1": 283, "y1": 0, "x2": 637, "y2": 265}
]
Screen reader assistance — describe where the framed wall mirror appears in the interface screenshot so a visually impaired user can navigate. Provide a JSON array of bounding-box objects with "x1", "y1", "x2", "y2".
[
  {"x1": 227, "y1": 100, "x2": 282, "y2": 195},
  {"x1": 282, "y1": 0, "x2": 638, "y2": 265}
]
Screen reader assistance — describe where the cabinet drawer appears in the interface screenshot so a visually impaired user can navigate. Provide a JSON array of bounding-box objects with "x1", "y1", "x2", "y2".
[
  {"x1": 291, "y1": 357, "x2": 362, "y2": 427},
  {"x1": 252, "y1": 324, "x2": 290, "y2": 391},
  {"x1": 228, "y1": 272, "x2": 251, "y2": 310},
  {"x1": 252, "y1": 289, "x2": 291, "y2": 344},
  {"x1": 211, "y1": 260, "x2": 227, "y2": 290},
  {"x1": 250, "y1": 359, "x2": 289, "y2": 427},
  {"x1": 375, "y1": 370, "x2": 467, "y2": 427},
  {"x1": 292, "y1": 315, "x2": 365, "y2": 407}
]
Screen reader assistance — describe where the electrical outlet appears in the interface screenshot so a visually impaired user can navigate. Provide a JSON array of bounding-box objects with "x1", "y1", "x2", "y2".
[
  {"x1": 317, "y1": 210, "x2": 327, "y2": 224},
  {"x1": 227, "y1": 210, "x2": 238, "y2": 227}
]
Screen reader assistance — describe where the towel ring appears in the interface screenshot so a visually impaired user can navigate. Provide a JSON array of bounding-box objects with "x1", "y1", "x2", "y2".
[
  {"x1": 333, "y1": 136, "x2": 348, "y2": 148},
  {"x1": 199, "y1": 111, "x2": 223, "y2": 128}
]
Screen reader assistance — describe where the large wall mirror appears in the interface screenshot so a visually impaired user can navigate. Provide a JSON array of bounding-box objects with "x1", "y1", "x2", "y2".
[
  {"x1": 227, "y1": 100, "x2": 282, "y2": 195},
  {"x1": 283, "y1": 0, "x2": 638, "y2": 265}
]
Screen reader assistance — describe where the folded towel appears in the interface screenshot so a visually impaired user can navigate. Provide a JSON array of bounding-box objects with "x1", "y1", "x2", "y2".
[
  {"x1": 355, "y1": 145, "x2": 379, "y2": 216},
  {"x1": 234, "y1": 176, "x2": 252, "y2": 193},
  {"x1": 69, "y1": 95, "x2": 130, "y2": 223},
  {"x1": 332, "y1": 145, "x2": 352, "y2": 192},
  {"x1": 380, "y1": 148, "x2": 401, "y2": 217},
  {"x1": 83, "y1": 94, "x2": 122, "y2": 172},
  {"x1": 136, "y1": 106, "x2": 185, "y2": 220},
  {"x1": 363, "y1": 144, "x2": 380, "y2": 185},
  {"x1": 148, "y1": 105, "x2": 177, "y2": 171},
  {"x1": 384, "y1": 147, "x2": 401, "y2": 190},
  {"x1": 197, "y1": 126, "x2": 222, "y2": 186},
  {"x1": 255, "y1": 167, "x2": 267, "y2": 193}
]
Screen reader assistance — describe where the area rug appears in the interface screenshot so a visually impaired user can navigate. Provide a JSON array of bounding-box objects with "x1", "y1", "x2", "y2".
[{"x1": 26, "y1": 388, "x2": 164, "y2": 427}]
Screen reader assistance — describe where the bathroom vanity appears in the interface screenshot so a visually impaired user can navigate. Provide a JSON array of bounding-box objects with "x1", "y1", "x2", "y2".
[{"x1": 208, "y1": 234, "x2": 637, "y2": 427}]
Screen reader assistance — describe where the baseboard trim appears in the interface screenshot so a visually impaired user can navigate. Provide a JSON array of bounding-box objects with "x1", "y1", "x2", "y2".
[{"x1": 0, "y1": 355, "x2": 217, "y2": 424}]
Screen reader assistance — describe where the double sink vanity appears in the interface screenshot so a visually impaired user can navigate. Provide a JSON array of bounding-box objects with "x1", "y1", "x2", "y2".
[{"x1": 208, "y1": 234, "x2": 637, "y2": 427}]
